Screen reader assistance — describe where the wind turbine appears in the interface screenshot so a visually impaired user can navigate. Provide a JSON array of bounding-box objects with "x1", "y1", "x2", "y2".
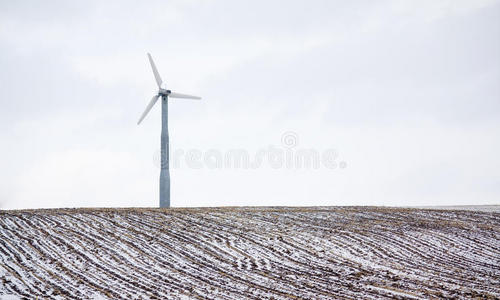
[{"x1": 138, "y1": 53, "x2": 201, "y2": 208}]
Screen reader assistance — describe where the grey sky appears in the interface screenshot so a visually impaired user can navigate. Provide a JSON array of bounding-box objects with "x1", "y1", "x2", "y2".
[{"x1": 1, "y1": 0, "x2": 499, "y2": 209}]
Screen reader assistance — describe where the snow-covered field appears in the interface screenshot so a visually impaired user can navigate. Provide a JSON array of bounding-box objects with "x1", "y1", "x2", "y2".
[
  {"x1": 412, "y1": 205, "x2": 500, "y2": 213},
  {"x1": 0, "y1": 207, "x2": 499, "y2": 299}
]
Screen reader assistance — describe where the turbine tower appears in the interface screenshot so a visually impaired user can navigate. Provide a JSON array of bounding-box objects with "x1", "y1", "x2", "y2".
[{"x1": 138, "y1": 53, "x2": 201, "y2": 208}]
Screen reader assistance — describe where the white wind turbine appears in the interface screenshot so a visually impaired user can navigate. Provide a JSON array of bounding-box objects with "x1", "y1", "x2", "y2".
[{"x1": 138, "y1": 53, "x2": 201, "y2": 208}]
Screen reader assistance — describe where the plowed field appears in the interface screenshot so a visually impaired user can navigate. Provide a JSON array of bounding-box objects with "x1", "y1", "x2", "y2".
[{"x1": 0, "y1": 207, "x2": 499, "y2": 299}]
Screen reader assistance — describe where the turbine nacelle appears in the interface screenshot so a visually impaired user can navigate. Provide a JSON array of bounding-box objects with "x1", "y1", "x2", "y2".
[{"x1": 159, "y1": 89, "x2": 171, "y2": 96}]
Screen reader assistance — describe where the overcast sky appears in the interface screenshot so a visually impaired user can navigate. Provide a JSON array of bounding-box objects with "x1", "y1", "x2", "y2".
[{"x1": 1, "y1": 0, "x2": 499, "y2": 209}]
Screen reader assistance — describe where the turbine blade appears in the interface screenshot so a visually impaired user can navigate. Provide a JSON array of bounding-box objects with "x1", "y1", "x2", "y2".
[
  {"x1": 147, "y1": 53, "x2": 162, "y2": 88},
  {"x1": 169, "y1": 92, "x2": 201, "y2": 100},
  {"x1": 137, "y1": 95, "x2": 160, "y2": 125}
]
